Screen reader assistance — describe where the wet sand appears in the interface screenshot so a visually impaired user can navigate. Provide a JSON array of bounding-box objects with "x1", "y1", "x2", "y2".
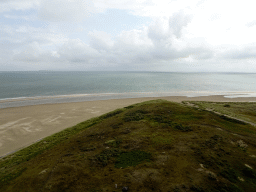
[{"x1": 1, "y1": 95, "x2": 256, "y2": 157}]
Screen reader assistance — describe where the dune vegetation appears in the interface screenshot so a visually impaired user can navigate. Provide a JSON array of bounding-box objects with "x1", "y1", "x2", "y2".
[{"x1": 1, "y1": 100, "x2": 256, "y2": 192}]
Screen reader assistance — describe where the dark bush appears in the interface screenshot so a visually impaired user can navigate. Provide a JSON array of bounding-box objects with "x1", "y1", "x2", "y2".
[
  {"x1": 173, "y1": 123, "x2": 193, "y2": 132},
  {"x1": 115, "y1": 150, "x2": 151, "y2": 168},
  {"x1": 243, "y1": 167, "x2": 256, "y2": 178}
]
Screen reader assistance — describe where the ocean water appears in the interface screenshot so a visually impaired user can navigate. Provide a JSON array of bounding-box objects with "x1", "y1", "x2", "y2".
[{"x1": 0, "y1": 71, "x2": 256, "y2": 108}]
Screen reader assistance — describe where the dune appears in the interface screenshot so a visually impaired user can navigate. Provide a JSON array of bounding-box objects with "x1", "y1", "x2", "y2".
[{"x1": 1, "y1": 95, "x2": 256, "y2": 158}]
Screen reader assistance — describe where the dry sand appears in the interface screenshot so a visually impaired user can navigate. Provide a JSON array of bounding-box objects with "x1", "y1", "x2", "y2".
[{"x1": 1, "y1": 95, "x2": 256, "y2": 157}]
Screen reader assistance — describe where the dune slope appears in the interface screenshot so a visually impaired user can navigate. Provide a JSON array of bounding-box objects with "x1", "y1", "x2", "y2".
[{"x1": 1, "y1": 100, "x2": 256, "y2": 191}]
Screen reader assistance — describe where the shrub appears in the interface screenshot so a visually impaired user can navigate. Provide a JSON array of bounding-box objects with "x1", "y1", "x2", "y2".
[{"x1": 115, "y1": 150, "x2": 151, "y2": 168}]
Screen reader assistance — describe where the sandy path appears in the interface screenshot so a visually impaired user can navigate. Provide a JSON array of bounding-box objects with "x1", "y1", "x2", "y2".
[{"x1": 1, "y1": 95, "x2": 256, "y2": 157}]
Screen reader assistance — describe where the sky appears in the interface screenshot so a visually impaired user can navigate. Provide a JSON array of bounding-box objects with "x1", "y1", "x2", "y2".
[{"x1": 0, "y1": 0, "x2": 256, "y2": 72}]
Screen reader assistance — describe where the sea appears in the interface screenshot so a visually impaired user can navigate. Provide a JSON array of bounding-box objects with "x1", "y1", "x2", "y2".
[{"x1": 0, "y1": 71, "x2": 256, "y2": 108}]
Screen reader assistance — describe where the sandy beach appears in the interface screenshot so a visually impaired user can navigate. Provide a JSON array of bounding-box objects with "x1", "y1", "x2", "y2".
[{"x1": 1, "y1": 95, "x2": 256, "y2": 158}]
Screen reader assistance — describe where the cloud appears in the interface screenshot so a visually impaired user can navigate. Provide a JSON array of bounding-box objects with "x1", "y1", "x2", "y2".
[
  {"x1": 58, "y1": 39, "x2": 99, "y2": 63},
  {"x1": 93, "y1": 0, "x2": 153, "y2": 13},
  {"x1": 89, "y1": 31, "x2": 114, "y2": 51},
  {"x1": 3, "y1": 14, "x2": 34, "y2": 21},
  {"x1": 38, "y1": 0, "x2": 95, "y2": 22},
  {"x1": 0, "y1": 3, "x2": 215, "y2": 71},
  {"x1": 169, "y1": 12, "x2": 192, "y2": 38},
  {"x1": 0, "y1": 0, "x2": 40, "y2": 12},
  {"x1": 1, "y1": 0, "x2": 256, "y2": 72},
  {"x1": 220, "y1": 45, "x2": 256, "y2": 60},
  {"x1": 148, "y1": 17, "x2": 171, "y2": 42},
  {"x1": 8, "y1": 10, "x2": 206, "y2": 68},
  {"x1": 191, "y1": 50, "x2": 213, "y2": 60},
  {"x1": 1, "y1": 23, "x2": 68, "y2": 45},
  {"x1": 13, "y1": 41, "x2": 57, "y2": 62},
  {"x1": 109, "y1": 18, "x2": 213, "y2": 65},
  {"x1": 110, "y1": 28, "x2": 154, "y2": 65},
  {"x1": 148, "y1": 12, "x2": 192, "y2": 44},
  {"x1": 247, "y1": 20, "x2": 256, "y2": 27},
  {"x1": 0, "y1": 23, "x2": 68, "y2": 65},
  {"x1": 115, "y1": 28, "x2": 152, "y2": 50}
]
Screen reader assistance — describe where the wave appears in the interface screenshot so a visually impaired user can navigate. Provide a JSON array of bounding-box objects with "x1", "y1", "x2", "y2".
[
  {"x1": 1, "y1": 91, "x2": 256, "y2": 108},
  {"x1": 0, "y1": 91, "x2": 222, "y2": 103}
]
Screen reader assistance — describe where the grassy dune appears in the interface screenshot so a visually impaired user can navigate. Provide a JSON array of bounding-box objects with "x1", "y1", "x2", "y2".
[
  {"x1": 1, "y1": 100, "x2": 256, "y2": 191},
  {"x1": 183, "y1": 101, "x2": 256, "y2": 126}
]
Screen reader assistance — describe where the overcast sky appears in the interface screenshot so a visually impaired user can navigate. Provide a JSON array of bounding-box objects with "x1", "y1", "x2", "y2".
[{"x1": 0, "y1": 0, "x2": 256, "y2": 72}]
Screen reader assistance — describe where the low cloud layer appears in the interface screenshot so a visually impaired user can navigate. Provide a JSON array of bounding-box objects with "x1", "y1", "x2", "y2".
[
  {"x1": 38, "y1": 0, "x2": 95, "y2": 22},
  {"x1": 1, "y1": 0, "x2": 256, "y2": 72}
]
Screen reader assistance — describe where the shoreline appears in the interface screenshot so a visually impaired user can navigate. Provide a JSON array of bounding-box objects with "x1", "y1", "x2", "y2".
[
  {"x1": 1, "y1": 95, "x2": 256, "y2": 158},
  {"x1": 1, "y1": 91, "x2": 256, "y2": 109}
]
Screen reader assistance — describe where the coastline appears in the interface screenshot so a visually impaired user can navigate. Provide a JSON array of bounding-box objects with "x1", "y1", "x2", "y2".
[
  {"x1": 1, "y1": 95, "x2": 256, "y2": 158},
  {"x1": 1, "y1": 91, "x2": 256, "y2": 109}
]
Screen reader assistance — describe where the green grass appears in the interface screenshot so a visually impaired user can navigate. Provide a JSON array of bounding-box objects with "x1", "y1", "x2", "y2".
[
  {"x1": 91, "y1": 149, "x2": 120, "y2": 167},
  {"x1": 101, "y1": 109, "x2": 124, "y2": 119},
  {"x1": 1, "y1": 100, "x2": 256, "y2": 191},
  {"x1": 115, "y1": 150, "x2": 151, "y2": 168},
  {"x1": 150, "y1": 133, "x2": 174, "y2": 146},
  {"x1": 185, "y1": 101, "x2": 256, "y2": 125},
  {"x1": 219, "y1": 167, "x2": 240, "y2": 183},
  {"x1": 0, "y1": 108, "x2": 125, "y2": 188},
  {"x1": 172, "y1": 123, "x2": 193, "y2": 132},
  {"x1": 0, "y1": 167, "x2": 27, "y2": 186},
  {"x1": 219, "y1": 115, "x2": 247, "y2": 125},
  {"x1": 243, "y1": 167, "x2": 256, "y2": 179}
]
